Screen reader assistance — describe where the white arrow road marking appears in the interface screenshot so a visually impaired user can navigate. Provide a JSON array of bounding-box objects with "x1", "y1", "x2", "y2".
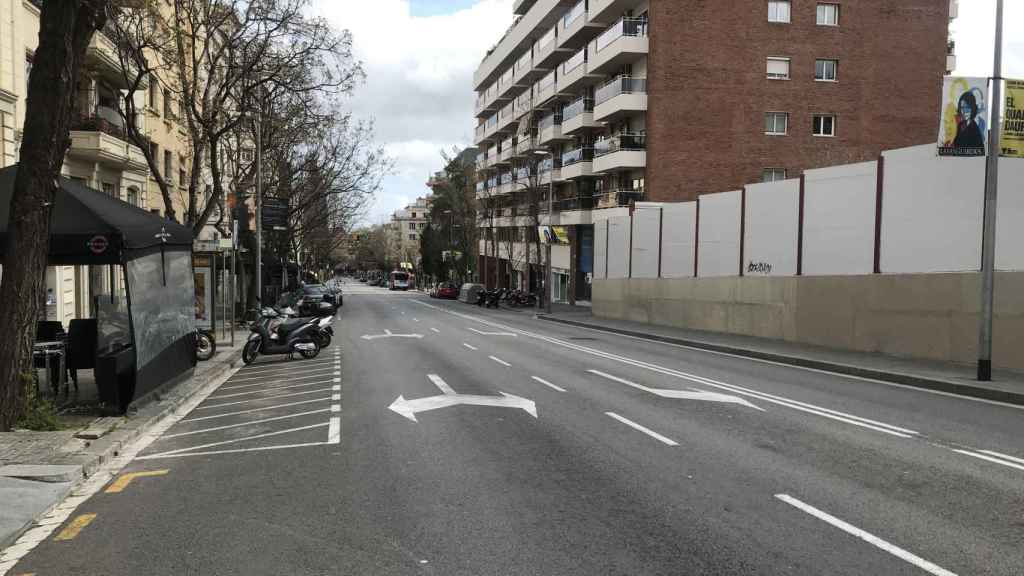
[
  {"x1": 775, "y1": 494, "x2": 958, "y2": 576},
  {"x1": 361, "y1": 331, "x2": 424, "y2": 340},
  {"x1": 467, "y1": 327, "x2": 517, "y2": 337},
  {"x1": 589, "y1": 369, "x2": 762, "y2": 411},
  {"x1": 389, "y1": 374, "x2": 537, "y2": 423}
]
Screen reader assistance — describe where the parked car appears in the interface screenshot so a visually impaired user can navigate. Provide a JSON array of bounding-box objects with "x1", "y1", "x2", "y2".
[
  {"x1": 436, "y1": 282, "x2": 459, "y2": 300},
  {"x1": 280, "y1": 284, "x2": 337, "y2": 317}
]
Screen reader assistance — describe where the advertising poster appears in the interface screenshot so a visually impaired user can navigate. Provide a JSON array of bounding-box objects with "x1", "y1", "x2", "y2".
[
  {"x1": 194, "y1": 265, "x2": 212, "y2": 329},
  {"x1": 539, "y1": 226, "x2": 570, "y2": 245},
  {"x1": 1002, "y1": 79, "x2": 1024, "y2": 158},
  {"x1": 938, "y1": 77, "x2": 989, "y2": 157}
]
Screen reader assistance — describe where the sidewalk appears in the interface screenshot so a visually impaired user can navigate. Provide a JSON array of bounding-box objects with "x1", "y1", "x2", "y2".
[
  {"x1": 538, "y1": 307, "x2": 1024, "y2": 406},
  {"x1": 0, "y1": 332, "x2": 244, "y2": 549}
]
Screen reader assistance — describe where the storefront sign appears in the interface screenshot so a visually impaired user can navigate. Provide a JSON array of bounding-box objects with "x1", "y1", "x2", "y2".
[
  {"x1": 938, "y1": 77, "x2": 989, "y2": 157},
  {"x1": 1002, "y1": 79, "x2": 1024, "y2": 158},
  {"x1": 87, "y1": 235, "x2": 109, "y2": 254}
]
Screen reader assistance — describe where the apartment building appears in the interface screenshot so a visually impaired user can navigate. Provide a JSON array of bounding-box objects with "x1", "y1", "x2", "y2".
[
  {"x1": 473, "y1": 0, "x2": 954, "y2": 303},
  {"x1": 389, "y1": 196, "x2": 432, "y2": 268}
]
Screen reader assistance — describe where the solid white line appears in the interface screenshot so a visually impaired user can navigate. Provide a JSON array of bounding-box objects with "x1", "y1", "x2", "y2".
[
  {"x1": 163, "y1": 408, "x2": 332, "y2": 438},
  {"x1": 605, "y1": 412, "x2": 678, "y2": 446},
  {"x1": 431, "y1": 328, "x2": 441, "y2": 333},
  {"x1": 208, "y1": 380, "x2": 331, "y2": 399},
  {"x1": 978, "y1": 449, "x2": 1024, "y2": 466},
  {"x1": 428, "y1": 374, "x2": 456, "y2": 396},
  {"x1": 331, "y1": 393, "x2": 341, "y2": 401},
  {"x1": 136, "y1": 441, "x2": 331, "y2": 460},
  {"x1": 953, "y1": 449, "x2": 1024, "y2": 472},
  {"x1": 775, "y1": 494, "x2": 958, "y2": 576},
  {"x1": 219, "y1": 372, "x2": 339, "y2": 390},
  {"x1": 332, "y1": 385, "x2": 340, "y2": 391},
  {"x1": 180, "y1": 397, "x2": 333, "y2": 423},
  {"x1": 463, "y1": 343, "x2": 478, "y2": 351},
  {"x1": 589, "y1": 369, "x2": 651, "y2": 393},
  {"x1": 227, "y1": 367, "x2": 339, "y2": 384},
  {"x1": 489, "y1": 355, "x2": 511, "y2": 367},
  {"x1": 196, "y1": 388, "x2": 335, "y2": 410},
  {"x1": 532, "y1": 376, "x2": 566, "y2": 392},
  {"x1": 237, "y1": 360, "x2": 338, "y2": 375},
  {"x1": 331, "y1": 404, "x2": 341, "y2": 413},
  {"x1": 142, "y1": 422, "x2": 329, "y2": 459},
  {"x1": 328, "y1": 417, "x2": 340, "y2": 444}
]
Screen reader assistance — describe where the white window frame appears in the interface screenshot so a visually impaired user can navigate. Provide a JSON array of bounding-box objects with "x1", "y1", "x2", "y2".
[
  {"x1": 768, "y1": 1, "x2": 791, "y2": 23},
  {"x1": 762, "y1": 168, "x2": 787, "y2": 182},
  {"x1": 765, "y1": 112, "x2": 789, "y2": 136},
  {"x1": 816, "y1": 3, "x2": 840, "y2": 26},
  {"x1": 815, "y1": 58, "x2": 838, "y2": 81},
  {"x1": 766, "y1": 57, "x2": 791, "y2": 80},
  {"x1": 812, "y1": 114, "x2": 836, "y2": 137}
]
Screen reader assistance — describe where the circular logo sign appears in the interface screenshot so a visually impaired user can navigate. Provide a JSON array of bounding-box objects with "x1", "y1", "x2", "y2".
[{"x1": 87, "y1": 235, "x2": 109, "y2": 255}]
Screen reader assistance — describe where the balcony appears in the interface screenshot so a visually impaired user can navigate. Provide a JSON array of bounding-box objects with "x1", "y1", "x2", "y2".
[
  {"x1": 515, "y1": 135, "x2": 539, "y2": 157},
  {"x1": 486, "y1": 146, "x2": 499, "y2": 167},
  {"x1": 69, "y1": 112, "x2": 147, "y2": 171},
  {"x1": 85, "y1": 31, "x2": 143, "y2": 90},
  {"x1": 557, "y1": 0, "x2": 609, "y2": 49},
  {"x1": 496, "y1": 67, "x2": 518, "y2": 101},
  {"x1": 562, "y1": 96, "x2": 599, "y2": 135},
  {"x1": 557, "y1": 48, "x2": 597, "y2": 94},
  {"x1": 498, "y1": 101, "x2": 518, "y2": 132},
  {"x1": 512, "y1": 50, "x2": 543, "y2": 88},
  {"x1": 594, "y1": 76, "x2": 647, "y2": 122},
  {"x1": 499, "y1": 136, "x2": 516, "y2": 164},
  {"x1": 484, "y1": 112, "x2": 501, "y2": 139},
  {"x1": 588, "y1": 0, "x2": 647, "y2": 24},
  {"x1": 538, "y1": 156, "x2": 563, "y2": 184},
  {"x1": 474, "y1": 123, "x2": 487, "y2": 145},
  {"x1": 594, "y1": 189, "x2": 643, "y2": 209},
  {"x1": 534, "y1": 70, "x2": 557, "y2": 105},
  {"x1": 533, "y1": 25, "x2": 571, "y2": 71},
  {"x1": 514, "y1": 90, "x2": 534, "y2": 118},
  {"x1": 475, "y1": 152, "x2": 487, "y2": 170},
  {"x1": 560, "y1": 146, "x2": 594, "y2": 180},
  {"x1": 587, "y1": 17, "x2": 649, "y2": 76},
  {"x1": 499, "y1": 171, "x2": 515, "y2": 195},
  {"x1": 537, "y1": 113, "x2": 567, "y2": 145},
  {"x1": 594, "y1": 133, "x2": 646, "y2": 173}
]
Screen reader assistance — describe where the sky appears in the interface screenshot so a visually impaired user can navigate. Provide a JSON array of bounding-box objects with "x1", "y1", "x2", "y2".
[{"x1": 312, "y1": 0, "x2": 1023, "y2": 226}]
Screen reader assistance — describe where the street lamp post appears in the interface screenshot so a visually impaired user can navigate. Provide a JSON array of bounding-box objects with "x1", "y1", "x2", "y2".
[{"x1": 534, "y1": 149, "x2": 554, "y2": 314}]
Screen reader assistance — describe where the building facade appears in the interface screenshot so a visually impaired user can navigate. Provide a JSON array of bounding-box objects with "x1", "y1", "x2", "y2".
[
  {"x1": 473, "y1": 0, "x2": 956, "y2": 303},
  {"x1": 389, "y1": 196, "x2": 432, "y2": 269}
]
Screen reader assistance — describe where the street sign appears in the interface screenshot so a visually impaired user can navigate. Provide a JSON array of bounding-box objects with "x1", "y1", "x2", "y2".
[{"x1": 261, "y1": 197, "x2": 289, "y2": 230}]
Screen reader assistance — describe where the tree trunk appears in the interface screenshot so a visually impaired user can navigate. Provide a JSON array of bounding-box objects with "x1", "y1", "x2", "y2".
[{"x1": 0, "y1": 0, "x2": 107, "y2": 430}]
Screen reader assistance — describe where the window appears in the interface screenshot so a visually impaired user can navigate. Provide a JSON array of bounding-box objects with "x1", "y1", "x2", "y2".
[
  {"x1": 408, "y1": 222, "x2": 416, "y2": 230},
  {"x1": 764, "y1": 112, "x2": 788, "y2": 135},
  {"x1": 163, "y1": 88, "x2": 172, "y2": 118},
  {"x1": 813, "y1": 114, "x2": 836, "y2": 136},
  {"x1": 25, "y1": 54, "x2": 32, "y2": 94},
  {"x1": 766, "y1": 57, "x2": 790, "y2": 80},
  {"x1": 411, "y1": 212, "x2": 417, "y2": 218},
  {"x1": 164, "y1": 150, "x2": 173, "y2": 184},
  {"x1": 418, "y1": 222, "x2": 426, "y2": 229},
  {"x1": 149, "y1": 77, "x2": 158, "y2": 109},
  {"x1": 768, "y1": 1, "x2": 791, "y2": 23},
  {"x1": 102, "y1": 182, "x2": 115, "y2": 197},
  {"x1": 815, "y1": 59, "x2": 838, "y2": 81},
  {"x1": 762, "y1": 168, "x2": 787, "y2": 182},
  {"x1": 816, "y1": 3, "x2": 839, "y2": 26},
  {"x1": 127, "y1": 187, "x2": 140, "y2": 207},
  {"x1": 408, "y1": 234, "x2": 417, "y2": 241},
  {"x1": 149, "y1": 141, "x2": 158, "y2": 161}
]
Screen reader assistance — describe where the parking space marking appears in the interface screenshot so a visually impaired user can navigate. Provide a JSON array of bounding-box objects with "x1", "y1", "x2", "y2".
[
  {"x1": 138, "y1": 423, "x2": 329, "y2": 460},
  {"x1": 226, "y1": 367, "x2": 339, "y2": 384},
  {"x1": 328, "y1": 417, "x2": 341, "y2": 444},
  {"x1": 431, "y1": 328, "x2": 441, "y2": 333},
  {"x1": 53, "y1": 514, "x2": 96, "y2": 541},
  {"x1": 208, "y1": 380, "x2": 336, "y2": 400},
  {"x1": 196, "y1": 388, "x2": 335, "y2": 410},
  {"x1": 236, "y1": 359, "x2": 338, "y2": 375},
  {"x1": 180, "y1": 397, "x2": 332, "y2": 423},
  {"x1": 163, "y1": 409, "x2": 332, "y2": 439},
  {"x1": 104, "y1": 470, "x2": 169, "y2": 494}
]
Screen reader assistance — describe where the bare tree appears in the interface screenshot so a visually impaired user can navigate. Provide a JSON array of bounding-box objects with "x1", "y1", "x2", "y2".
[{"x1": 0, "y1": 0, "x2": 108, "y2": 430}]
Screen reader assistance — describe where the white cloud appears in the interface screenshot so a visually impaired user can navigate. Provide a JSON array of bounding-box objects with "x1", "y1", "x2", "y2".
[
  {"x1": 951, "y1": 0, "x2": 1024, "y2": 77},
  {"x1": 312, "y1": 0, "x2": 514, "y2": 224}
]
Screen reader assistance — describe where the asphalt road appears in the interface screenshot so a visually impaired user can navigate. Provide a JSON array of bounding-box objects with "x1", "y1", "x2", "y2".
[{"x1": 7, "y1": 279, "x2": 1024, "y2": 575}]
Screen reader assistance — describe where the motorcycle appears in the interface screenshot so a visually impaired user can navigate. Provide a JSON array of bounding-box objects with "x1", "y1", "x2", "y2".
[
  {"x1": 279, "y1": 307, "x2": 334, "y2": 349},
  {"x1": 195, "y1": 329, "x2": 216, "y2": 361},
  {"x1": 242, "y1": 307, "x2": 322, "y2": 365}
]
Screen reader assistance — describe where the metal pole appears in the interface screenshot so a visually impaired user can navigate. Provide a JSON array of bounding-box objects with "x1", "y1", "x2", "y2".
[
  {"x1": 978, "y1": 0, "x2": 1004, "y2": 381},
  {"x1": 545, "y1": 150, "x2": 553, "y2": 314},
  {"x1": 255, "y1": 116, "x2": 263, "y2": 309}
]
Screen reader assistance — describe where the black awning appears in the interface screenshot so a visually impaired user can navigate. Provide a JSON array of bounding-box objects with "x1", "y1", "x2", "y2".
[{"x1": 0, "y1": 165, "x2": 192, "y2": 264}]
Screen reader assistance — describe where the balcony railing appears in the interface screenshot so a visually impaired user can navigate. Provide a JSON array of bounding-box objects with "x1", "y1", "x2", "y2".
[
  {"x1": 500, "y1": 171, "x2": 514, "y2": 185},
  {"x1": 476, "y1": 181, "x2": 485, "y2": 193},
  {"x1": 475, "y1": 124, "x2": 486, "y2": 140},
  {"x1": 554, "y1": 195, "x2": 595, "y2": 212},
  {"x1": 538, "y1": 70, "x2": 556, "y2": 91},
  {"x1": 563, "y1": 0, "x2": 585, "y2": 28},
  {"x1": 595, "y1": 76, "x2": 647, "y2": 105},
  {"x1": 71, "y1": 109, "x2": 131, "y2": 142},
  {"x1": 562, "y1": 48, "x2": 586, "y2": 75},
  {"x1": 515, "y1": 136, "x2": 537, "y2": 154},
  {"x1": 515, "y1": 51, "x2": 532, "y2": 75},
  {"x1": 538, "y1": 112, "x2": 562, "y2": 131},
  {"x1": 563, "y1": 97, "x2": 594, "y2": 121},
  {"x1": 562, "y1": 146, "x2": 595, "y2": 166},
  {"x1": 594, "y1": 189, "x2": 644, "y2": 208},
  {"x1": 487, "y1": 177, "x2": 498, "y2": 188},
  {"x1": 595, "y1": 133, "x2": 647, "y2": 157},
  {"x1": 595, "y1": 17, "x2": 649, "y2": 53},
  {"x1": 486, "y1": 114, "x2": 499, "y2": 129},
  {"x1": 514, "y1": 92, "x2": 533, "y2": 116},
  {"x1": 536, "y1": 26, "x2": 556, "y2": 53},
  {"x1": 539, "y1": 156, "x2": 563, "y2": 173},
  {"x1": 500, "y1": 67, "x2": 515, "y2": 89},
  {"x1": 515, "y1": 166, "x2": 532, "y2": 181}
]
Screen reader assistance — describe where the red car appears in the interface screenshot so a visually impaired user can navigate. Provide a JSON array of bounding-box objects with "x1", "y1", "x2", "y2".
[{"x1": 436, "y1": 282, "x2": 459, "y2": 299}]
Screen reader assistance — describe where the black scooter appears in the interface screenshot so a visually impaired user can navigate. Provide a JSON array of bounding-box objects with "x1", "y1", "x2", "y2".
[{"x1": 242, "y1": 307, "x2": 322, "y2": 365}]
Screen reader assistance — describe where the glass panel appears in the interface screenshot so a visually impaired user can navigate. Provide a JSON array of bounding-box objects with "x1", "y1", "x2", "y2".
[
  {"x1": 126, "y1": 250, "x2": 195, "y2": 372},
  {"x1": 767, "y1": 58, "x2": 789, "y2": 78}
]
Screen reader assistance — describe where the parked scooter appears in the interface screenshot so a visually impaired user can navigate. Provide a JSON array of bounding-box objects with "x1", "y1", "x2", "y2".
[
  {"x1": 195, "y1": 329, "x2": 216, "y2": 361},
  {"x1": 242, "y1": 307, "x2": 322, "y2": 365},
  {"x1": 279, "y1": 306, "x2": 334, "y2": 349}
]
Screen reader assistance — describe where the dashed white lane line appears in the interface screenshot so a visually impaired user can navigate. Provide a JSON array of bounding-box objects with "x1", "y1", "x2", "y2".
[
  {"x1": 605, "y1": 412, "x2": 679, "y2": 446},
  {"x1": 431, "y1": 328, "x2": 441, "y2": 333},
  {"x1": 953, "y1": 449, "x2": 1024, "y2": 472},
  {"x1": 489, "y1": 355, "x2": 511, "y2": 367},
  {"x1": 531, "y1": 376, "x2": 566, "y2": 392},
  {"x1": 163, "y1": 408, "x2": 332, "y2": 439},
  {"x1": 775, "y1": 494, "x2": 958, "y2": 576},
  {"x1": 463, "y1": 343, "x2": 478, "y2": 351},
  {"x1": 180, "y1": 397, "x2": 333, "y2": 423}
]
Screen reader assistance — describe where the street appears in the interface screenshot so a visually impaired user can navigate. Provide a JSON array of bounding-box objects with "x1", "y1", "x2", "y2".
[{"x1": 7, "y1": 279, "x2": 1024, "y2": 575}]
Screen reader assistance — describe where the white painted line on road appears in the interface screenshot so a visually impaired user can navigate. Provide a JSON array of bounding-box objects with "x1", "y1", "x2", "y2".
[
  {"x1": 331, "y1": 393, "x2": 341, "y2": 401},
  {"x1": 463, "y1": 343, "x2": 478, "y2": 351},
  {"x1": 531, "y1": 376, "x2": 566, "y2": 392},
  {"x1": 413, "y1": 318, "x2": 420, "y2": 322},
  {"x1": 328, "y1": 417, "x2": 341, "y2": 444},
  {"x1": 428, "y1": 374, "x2": 457, "y2": 395},
  {"x1": 979, "y1": 449, "x2": 1024, "y2": 466},
  {"x1": 605, "y1": 412, "x2": 679, "y2": 446},
  {"x1": 431, "y1": 327, "x2": 441, "y2": 333},
  {"x1": 331, "y1": 404, "x2": 341, "y2": 413},
  {"x1": 180, "y1": 397, "x2": 333, "y2": 423},
  {"x1": 227, "y1": 367, "x2": 339, "y2": 384},
  {"x1": 140, "y1": 423, "x2": 329, "y2": 459},
  {"x1": 237, "y1": 359, "x2": 337, "y2": 375},
  {"x1": 332, "y1": 385, "x2": 340, "y2": 391},
  {"x1": 208, "y1": 380, "x2": 332, "y2": 400},
  {"x1": 196, "y1": 388, "x2": 335, "y2": 410},
  {"x1": 220, "y1": 371, "x2": 340, "y2": 390},
  {"x1": 163, "y1": 408, "x2": 332, "y2": 439},
  {"x1": 774, "y1": 494, "x2": 958, "y2": 576},
  {"x1": 413, "y1": 302, "x2": 916, "y2": 439},
  {"x1": 136, "y1": 441, "x2": 332, "y2": 460},
  {"x1": 489, "y1": 355, "x2": 511, "y2": 367},
  {"x1": 953, "y1": 449, "x2": 1024, "y2": 472},
  {"x1": 589, "y1": 369, "x2": 648, "y2": 393},
  {"x1": 588, "y1": 369, "x2": 762, "y2": 410},
  {"x1": 468, "y1": 327, "x2": 517, "y2": 337}
]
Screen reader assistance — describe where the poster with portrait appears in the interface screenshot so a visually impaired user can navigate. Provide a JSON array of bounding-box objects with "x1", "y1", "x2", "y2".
[
  {"x1": 1001, "y1": 79, "x2": 1024, "y2": 158},
  {"x1": 938, "y1": 77, "x2": 989, "y2": 157},
  {"x1": 194, "y1": 265, "x2": 212, "y2": 329}
]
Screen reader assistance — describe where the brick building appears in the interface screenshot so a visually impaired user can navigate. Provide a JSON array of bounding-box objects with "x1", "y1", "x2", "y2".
[{"x1": 473, "y1": 0, "x2": 956, "y2": 303}]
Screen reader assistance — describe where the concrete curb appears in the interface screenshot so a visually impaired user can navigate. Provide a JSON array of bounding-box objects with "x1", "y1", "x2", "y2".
[
  {"x1": 537, "y1": 315, "x2": 1024, "y2": 407},
  {"x1": 0, "y1": 354, "x2": 238, "y2": 550}
]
